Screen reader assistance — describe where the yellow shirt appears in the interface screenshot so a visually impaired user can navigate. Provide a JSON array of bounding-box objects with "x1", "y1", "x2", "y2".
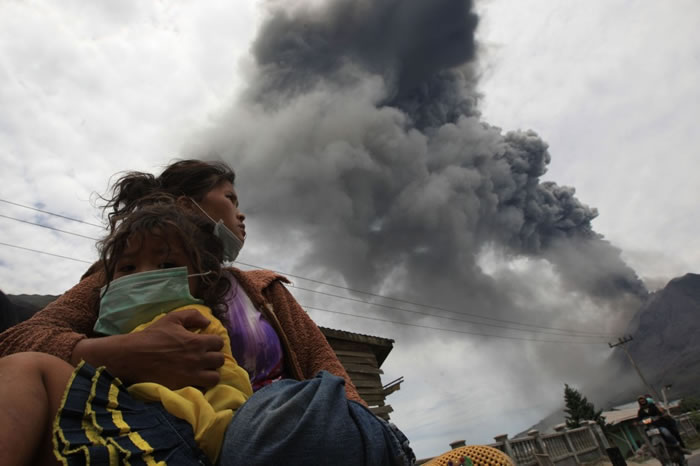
[{"x1": 127, "y1": 304, "x2": 252, "y2": 464}]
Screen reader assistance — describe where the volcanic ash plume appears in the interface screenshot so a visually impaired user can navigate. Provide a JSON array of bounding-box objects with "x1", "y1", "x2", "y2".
[
  {"x1": 195, "y1": 0, "x2": 647, "y2": 324},
  {"x1": 250, "y1": 0, "x2": 480, "y2": 130},
  {"x1": 188, "y1": 3, "x2": 650, "y2": 446}
]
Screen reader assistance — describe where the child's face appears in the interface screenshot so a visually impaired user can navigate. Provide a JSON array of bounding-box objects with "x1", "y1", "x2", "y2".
[{"x1": 113, "y1": 228, "x2": 200, "y2": 296}]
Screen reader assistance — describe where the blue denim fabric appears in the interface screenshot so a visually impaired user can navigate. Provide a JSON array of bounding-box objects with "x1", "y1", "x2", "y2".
[
  {"x1": 658, "y1": 426, "x2": 679, "y2": 446},
  {"x1": 218, "y1": 371, "x2": 415, "y2": 466}
]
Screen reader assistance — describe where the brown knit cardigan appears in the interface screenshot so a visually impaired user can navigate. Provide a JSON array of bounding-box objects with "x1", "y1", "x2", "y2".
[{"x1": 0, "y1": 268, "x2": 364, "y2": 404}]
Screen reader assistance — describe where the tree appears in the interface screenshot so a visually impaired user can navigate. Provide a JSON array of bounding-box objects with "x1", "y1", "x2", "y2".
[
  {"x1": 679, "y1": 396, "x2": 700, "y2": 413},
  {"x1": 563, "y1": 384, "x2": 605, "y2": 429}
]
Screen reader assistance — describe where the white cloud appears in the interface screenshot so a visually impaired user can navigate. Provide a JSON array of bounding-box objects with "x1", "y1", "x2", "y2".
[{"x1": 0, "y1": 0, "x2": 259, "y2": 292}]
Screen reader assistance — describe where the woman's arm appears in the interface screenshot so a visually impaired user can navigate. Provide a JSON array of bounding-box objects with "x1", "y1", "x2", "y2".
[
  {"x1": 72, "y1": 310, "x2": 226, "y2": 388},
  {"x1": 264, "y1": 281, "x2": 366, "y2": 405},
  {"x1": 0, "y1": 274, "x2": 226, "y2": 389}
]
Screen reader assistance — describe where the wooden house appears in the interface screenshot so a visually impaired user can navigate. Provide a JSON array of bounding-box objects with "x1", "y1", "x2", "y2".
[{"x1": 320, "y1": 326, "x2": 403, "y2": 420}]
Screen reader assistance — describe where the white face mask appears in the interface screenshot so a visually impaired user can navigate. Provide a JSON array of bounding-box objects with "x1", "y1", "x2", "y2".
[
  {"x1": 94, "y1": 267, "x2": 205, "y2": 335},
  {"x1": 191, "y1": 199, "x2": 244, "y2": 263}
]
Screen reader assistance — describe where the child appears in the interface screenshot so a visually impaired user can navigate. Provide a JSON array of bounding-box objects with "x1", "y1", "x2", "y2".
[{"x1": 0, "y1": 202, "x2": 252, "y2": 465}]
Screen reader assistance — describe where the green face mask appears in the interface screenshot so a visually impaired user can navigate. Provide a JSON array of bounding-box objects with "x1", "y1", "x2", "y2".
[{"x1": 94, "y1": 266, "x2": 204, "y2": 336}]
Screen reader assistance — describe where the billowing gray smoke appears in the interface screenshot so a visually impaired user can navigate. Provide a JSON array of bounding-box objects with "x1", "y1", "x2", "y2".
[
  {"x1": 190, "y1": 0, "x2": 648, "y2": 450},
  {"x1": 202, "y1": 0, "x2": 646, "y2": 310}
]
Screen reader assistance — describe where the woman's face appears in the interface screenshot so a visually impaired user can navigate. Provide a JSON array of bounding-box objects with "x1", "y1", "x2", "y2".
[{"x1": 199, "y1": 181, "x2": 246, "y2": 242}]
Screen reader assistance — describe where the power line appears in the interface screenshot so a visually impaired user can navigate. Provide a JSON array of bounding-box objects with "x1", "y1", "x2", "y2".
[
  {"x1": 1, "y1": 198, "x2": 619, "y2": 338},
  {"x1": 0, "y1": 198, "x2": 103, "y2": 228},
  {"x1": 303, "y1": 303, "x2": 608, "y2": 345},
  {"x1": 0, "y1": 239, "x2": 608, "y2": 344},
  {"x1": 289, "y1": 283, "x2": 610, "y2": 339},
  {"x1": 0, "y1": 242, "x2": 92, "y2": 264},
  {"x1": 235, "y1": 260, "x2": 615, "y2": 337},
  {"x1": 0, "y1": 214, "x2": 99, "y2": 241}
]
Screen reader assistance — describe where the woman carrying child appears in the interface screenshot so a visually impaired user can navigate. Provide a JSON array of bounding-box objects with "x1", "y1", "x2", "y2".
[
  {"x1": 0, "y1": 160, "x2": 415, "y2": 465},
  {"x1": 0, "y1": 160, "x2": 359, "y2": 401}
]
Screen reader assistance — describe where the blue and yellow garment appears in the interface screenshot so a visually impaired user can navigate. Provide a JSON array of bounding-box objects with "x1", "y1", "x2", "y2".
[{"x1": 53, "y1": 305, "x2": 252, "y2": 465}]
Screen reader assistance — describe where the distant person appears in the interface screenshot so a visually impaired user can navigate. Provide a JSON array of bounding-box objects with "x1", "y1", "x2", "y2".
[{"x1": 637, "y1": 395, "x2": 690, "y2": 454}]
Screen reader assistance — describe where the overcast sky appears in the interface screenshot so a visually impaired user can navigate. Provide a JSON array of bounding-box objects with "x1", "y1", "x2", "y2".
[{"x1": 1, "y1": 0, "x2": 698, "y2": 459}]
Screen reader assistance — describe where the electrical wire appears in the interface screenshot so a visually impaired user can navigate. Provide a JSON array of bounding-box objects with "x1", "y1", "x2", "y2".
[
  {"x1": 0, "y1": 239, "x2": 608, "y2": 344},
  {"x1": 235, "y1": 260, "x2": 615, "y2": 337},
  {"x1": 1, "y1": 199, "x2": 619, "y2": 338},
  {"x1": 0, "y1": 198, "x2": 103, "y2": 228},
  {"x1": 0, "y1": 214, "x2": 99, "y2": 241},
  {"x1": 0, "y1": 242, "x2": 92, "y2": 264},
  {"x1": 301, "y1": 303, "x2": 608, "y2": 345},
  {"x1": 290, "y1": 284, "x2": 610, "y2": 338}
]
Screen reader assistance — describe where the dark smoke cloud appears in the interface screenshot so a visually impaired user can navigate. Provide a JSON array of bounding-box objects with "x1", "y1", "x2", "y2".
[
  {"x1": 250, "y1": 0, "x2": 479, "y2": 128},
  {"x1": 227, "y1": 0, "x2": 646, "y2": 302}
]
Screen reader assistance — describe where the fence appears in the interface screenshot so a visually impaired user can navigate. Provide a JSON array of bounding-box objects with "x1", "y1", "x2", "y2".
[
  {"x1": 488, "y1": 421, "x2": 609, "y2": 466},
  {"x1": 420, "y1": 414, "x2": 700, "y2": 466},
  {"x1": 675, "y1": 413, "x2": 698, "y2": 439},
  {"x1": 487, "y1": 414, "x2": 698, "y2": 466}
]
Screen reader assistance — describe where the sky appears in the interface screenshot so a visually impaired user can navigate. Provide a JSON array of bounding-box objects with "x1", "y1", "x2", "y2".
[{"x1": 1, "y1": 0, "x2": 699, "y2": 459}]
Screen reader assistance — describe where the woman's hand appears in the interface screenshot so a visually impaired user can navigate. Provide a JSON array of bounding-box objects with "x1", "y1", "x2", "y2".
[{"x1": 71, "y1": 309, "x2": 225, "y2": 389}]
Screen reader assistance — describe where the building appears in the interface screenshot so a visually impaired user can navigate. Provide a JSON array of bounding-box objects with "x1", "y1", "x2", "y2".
[
  {"x1": 601, "y1": 399, "x2": 682, "y2": 457},
  {"x1": 320, "y1": 326, "x2": 403, "y2": 420}
]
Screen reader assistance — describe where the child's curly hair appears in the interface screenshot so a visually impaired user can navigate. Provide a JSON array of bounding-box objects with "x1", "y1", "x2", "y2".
[{"x1": 98, "y1": 195, "x2": 231, "y2": 321}]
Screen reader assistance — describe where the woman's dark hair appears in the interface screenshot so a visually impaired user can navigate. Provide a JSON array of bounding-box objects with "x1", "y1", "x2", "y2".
[
  {"x1": 99, "y1": 196, "x2": 231, "y2": 320},
  {"x1": 103, "y1": 159, "x2": 235, "y2": 232}
]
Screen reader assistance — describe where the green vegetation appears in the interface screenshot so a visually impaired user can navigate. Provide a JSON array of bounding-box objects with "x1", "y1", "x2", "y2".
[
  {"x1": 686, "y1": 435, "x2": 700, "y2": 451},
  {"x1": 688, "y1": 411, "x2": 700, "y2": 430},
  {"x1": 679, "y1": 396, "x2": 700, "y2": 413},
  {"x1": 563, "y1": 384, "x2": 605, "y2": 429}
]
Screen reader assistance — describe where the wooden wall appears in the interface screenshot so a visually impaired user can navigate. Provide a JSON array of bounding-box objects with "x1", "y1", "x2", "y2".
[{"x1": 321, "y1": 328, "x2": 400, "y2": 421}]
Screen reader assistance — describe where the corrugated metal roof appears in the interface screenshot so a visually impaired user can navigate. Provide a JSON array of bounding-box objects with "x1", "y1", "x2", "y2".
[
  {"x1": 601, "y1": 399, "x2": 681, "y2": 426},
  {"x1": 602, "y1": 407, "x2": 639, "y2": 426}
]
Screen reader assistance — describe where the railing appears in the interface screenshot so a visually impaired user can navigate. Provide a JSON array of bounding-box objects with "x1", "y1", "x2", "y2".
[
  {"x1": 508, "y1": 436, "x2": 540, "y2": 466},
  {"x1": 422, "y1": 414, "x2": 699, "y2": 466},
  {"x1": 567, "y1": 426, "x2": 599, "y2": 455},
  {"x1": 541, "y1": 432, "x2": 573, "y2": 462},
  {"x1": 675, "y1": 413, "x2": 699, "y2": 439},
  {"x1": 488, "y1": 421, "x2": 609, "y2": 466}
]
